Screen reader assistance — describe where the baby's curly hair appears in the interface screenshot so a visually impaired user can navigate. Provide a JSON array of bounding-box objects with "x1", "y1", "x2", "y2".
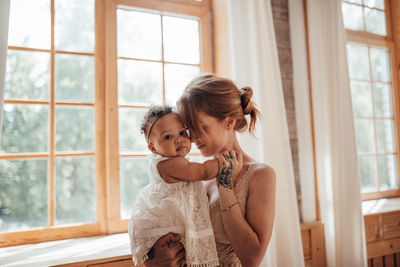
[{"x1": 140, "y1": 105, "x2": 174, "y2": 142}]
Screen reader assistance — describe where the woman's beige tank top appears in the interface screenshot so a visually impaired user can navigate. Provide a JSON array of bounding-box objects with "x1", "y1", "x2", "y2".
[{"x1": 209, "y1": 164, "x2": 257, "y2": 266}]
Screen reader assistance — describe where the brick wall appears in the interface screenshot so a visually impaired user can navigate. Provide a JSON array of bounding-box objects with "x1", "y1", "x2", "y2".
[{"x1": 271, "y1": 0, "x2": 303, "y2": 221}]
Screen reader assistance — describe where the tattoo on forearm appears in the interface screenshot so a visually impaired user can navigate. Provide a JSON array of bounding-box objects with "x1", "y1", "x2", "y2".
[{"x1": 217, "y1": 159, "x2": 234, "y2": 190}]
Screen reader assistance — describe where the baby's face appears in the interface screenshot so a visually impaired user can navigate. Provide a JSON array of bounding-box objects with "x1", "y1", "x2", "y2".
[{"x1": 148, "y1": 113, "x2": 191, "y2": 157}]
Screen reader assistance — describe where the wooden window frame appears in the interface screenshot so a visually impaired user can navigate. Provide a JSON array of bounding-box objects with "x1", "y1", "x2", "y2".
[
  {"x1": 344, "y1": 0, "x2": 400, "y2": 201},
  {"x1": 0, "y1": 0, "x2": 212, "y2": 247},
  {"x1": 104, "y1": 0, "x2": 212, "y2": 233}
]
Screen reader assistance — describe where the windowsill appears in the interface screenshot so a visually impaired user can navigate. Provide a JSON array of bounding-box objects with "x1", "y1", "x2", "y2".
[
  {"x1": 0, "y1": 233, "x2": 131, "y2": 267},
  {"x1": 362, "y1": 197, "x2": 400, "y2": 215}
]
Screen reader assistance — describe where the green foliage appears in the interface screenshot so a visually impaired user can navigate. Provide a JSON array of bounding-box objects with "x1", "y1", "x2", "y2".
[
  {"x1": 5, "y1": 50, "x2": 49, "y2": 100},
  {"x1": 1, "y1": 105, "x2": 48, "y2": 153},
  {"x1": 55, "y1": 0, "x2": 94, "y2": 53},
  {"x1": 120, "y1": 158, "x2": 149, "y2": 219},
  {"x1": 55, "y1": 55, "x2": 94, "y2": 103},
  {"x1": 119, "y1": 109, "x2": 147, "y2": 153},
  {"x1": 55, "y1": 158, "x2": 95, "y2": 225},
  {"x1": 118, "y1": 60, "x2": 163, "y2": 105},
  {"x1": 55, "y1": 107, "x2": 94, "y2": 152},
  {"x1": 0, "y1": 160, "x2": 48, "y2": 231}
]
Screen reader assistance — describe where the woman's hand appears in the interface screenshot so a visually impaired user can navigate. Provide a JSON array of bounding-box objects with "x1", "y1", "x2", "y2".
[
  {"x1": 145, "y1": 233, "x2": 186, "y2": 267},
  {"x1": 216, "y1": 150, "x2": 243, "y2": 190},
  {"x1": 227, "y1": 150, "x2": 243, "y2": 176}
]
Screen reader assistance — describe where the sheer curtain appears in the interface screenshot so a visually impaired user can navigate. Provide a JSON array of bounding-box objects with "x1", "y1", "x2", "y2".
[
  {"x1": 223, "y1": 1, "x2": 305, "y2": 266},
  {"x1": 0, "y1": 0, "x2": 10, "y2": 142},
  {"x1": 305, "y1": 0, "x2": 367, "y2": 266}
]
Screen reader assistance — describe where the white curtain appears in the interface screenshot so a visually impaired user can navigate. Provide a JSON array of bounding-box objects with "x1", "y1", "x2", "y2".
[
  {"x1": 306, "y1": 0, "x2": 367, "y2": 266},
  {"x1": 225, "y1": 1, "x2": 305, "y2": 266},
  {"x1": 0, "y1": 0, "x2": 10, "y2": 143},
  {"x1": 288, "y1": 0, "x2": 317, "y2": 222}
]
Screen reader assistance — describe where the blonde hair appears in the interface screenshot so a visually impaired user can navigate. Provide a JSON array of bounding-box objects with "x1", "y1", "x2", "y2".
[{"x1": 177, "y1": 74, "x2": 260, "y2": 138}]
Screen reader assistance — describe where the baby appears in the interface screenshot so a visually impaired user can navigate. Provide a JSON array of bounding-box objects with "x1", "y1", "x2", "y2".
[{"x1": 128, "y1": 105, "x2": 240, "y2": 267}]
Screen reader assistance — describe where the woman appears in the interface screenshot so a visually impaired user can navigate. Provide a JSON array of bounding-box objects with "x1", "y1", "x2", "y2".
[{"x1": 145, "y1": 74, "x2": 276, "y2": 267}]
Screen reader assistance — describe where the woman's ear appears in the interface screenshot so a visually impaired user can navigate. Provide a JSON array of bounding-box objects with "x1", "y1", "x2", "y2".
[
  {"x1": 223, "y1": 116, "x2": 237, "y2": 130},
  {"x1": 148, "y1": 143, "x2": 157, "y2": 153}
]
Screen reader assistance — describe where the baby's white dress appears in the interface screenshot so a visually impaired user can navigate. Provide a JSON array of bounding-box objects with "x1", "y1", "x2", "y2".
[{"x1": 128, "y1": 154, "x2": 219, "y2": 267}]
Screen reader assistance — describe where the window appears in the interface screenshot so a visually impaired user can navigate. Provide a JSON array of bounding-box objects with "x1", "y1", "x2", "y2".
[
  {"x1": 116, "y1": 7, "x2": 204, "y2": 219},
  {"x1": 0, "y1": 0, "x2": 211, "y2": 246},
  {"x1": 342, "y1": 0, "x2": 400, "y2": 200}
]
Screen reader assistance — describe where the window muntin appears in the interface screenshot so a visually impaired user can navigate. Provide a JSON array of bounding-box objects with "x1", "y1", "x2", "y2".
[
  {"x1": 347, "y1": 43, "x2": 398, "y2": 193},
  {"x1": 342, "y1": 0, "x2": 400, "y2": 197},
  {"x1": 116, "y1": 7, "x2": 202, "y2": 219},
  {"x1": 342, "y1": 0, "x2": 387, "y2": 36},
  {"x1": 0, "y1": 0, "x2": 211, "y2": 244},
  {"x1": 1, "y1": 0, "x2": 96, "y2": 233}
]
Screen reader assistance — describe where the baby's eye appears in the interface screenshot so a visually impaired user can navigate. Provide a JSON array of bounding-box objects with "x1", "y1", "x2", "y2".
[
  {"x1": 180, "y1": 130, "x2": 188, "y2": 137},
  {"x1": 164, "y1": 135, "x2": 172, "y2": 140},
  {"x1": 201, "y1": 125, "x2": 207, "y2": 131}
]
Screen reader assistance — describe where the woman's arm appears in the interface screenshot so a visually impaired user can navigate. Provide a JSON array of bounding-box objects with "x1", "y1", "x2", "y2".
[{"x1": 218, "y1": 165, "x2": 276, "y2": 267}]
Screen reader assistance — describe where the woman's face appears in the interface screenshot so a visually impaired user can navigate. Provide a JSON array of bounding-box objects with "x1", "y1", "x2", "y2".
[{"x1": 191, "y1": 112, "x2": 230, "y2": 157}]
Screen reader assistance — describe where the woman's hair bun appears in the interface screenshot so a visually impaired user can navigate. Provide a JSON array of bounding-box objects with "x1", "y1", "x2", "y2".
[{"x1": 240, "y1": 86, "x2": 253, "y2": 115}]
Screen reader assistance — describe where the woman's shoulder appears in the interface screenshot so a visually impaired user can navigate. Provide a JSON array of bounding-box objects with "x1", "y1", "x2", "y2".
[
  {"x1": 244, "y1": 162, "x2": 276, "y2": 200},
  {"x1": 247, "y1": 161, "x2": 276, "y2": 184}
]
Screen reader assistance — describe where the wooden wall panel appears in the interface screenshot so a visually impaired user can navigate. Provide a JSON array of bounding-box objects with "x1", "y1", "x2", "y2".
[{"x1": 301, "y1": 221, "x2": 327, "y2": 267}]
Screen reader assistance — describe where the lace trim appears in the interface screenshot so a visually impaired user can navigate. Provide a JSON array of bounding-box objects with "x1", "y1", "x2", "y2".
[
  {"x1": 187, "y1": 260, "x2": 220, "y2": 267},
  {"x1": 135, "y1": 226, "x2": 214, "y2": 239},
  {"x1": 135, "y1": 256, "x2": 219, "y2": 267},
  {"x1": 136, "y1": 225, "x2": 185, "y2": 238}
]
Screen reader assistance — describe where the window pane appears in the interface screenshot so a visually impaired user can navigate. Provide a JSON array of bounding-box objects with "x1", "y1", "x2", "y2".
[
  {"x1": 365, "y1": 8, "x2": 386, "y2": 36},
  {"x1": 359, "y1": 156, "x2": 378, "y2": 193},
  {"x1": 350, "y1": 81, "x2": 372, "y2": 117},
  {"x1": 354, "y1": 119, "x2": 375, "y2": 153},
  {"x1": 55, "y1": 107, "x2": 94, "y2": 152},
  {"x1": 55, "y1": 54, "x2": 94, "y2": 103},
  {"x1": 370, "y1": 48, "x2": 390, "y2": 82},
  {"x1": 118, "y1": 60, "x2": 163, "y2": 105},
  {"x1": 376, "y1": 119, "x2": 396, "y2": 153},
  {"x1": 163, "y1": 16, "x2": 200, "y2": 64},
  {"x1": 378, "y1": 155, "x2": 398, "y2": 190},
  {"x1": 374, "y1": 83, "x2": 393, "y2": 117},
  {"x1": 5, "y1": 50, "x2": 49, "y2": 101},
  {"x1": 55, "y1": 0, "x2": 95, "y2": 53},
  {"x1": 164, "y1": 64, "x2": 201, "y2": 105},
  {"x1": 347, "y1": 44, "x2": 370, "y2": 80},
  {"x1": 8, "y1": 0, "x2": 50, "y2": 49},
  {"x1": 0, "y1": 159, "x2": 48, "y2": 232},
  {"x1": 55, "y1": 157, "x2": 95, "y2": 225},
  {"x1": 1, "y1": 104, "x2": 48, "y2": 154},
  {"x1": 364, "y1": 0, "x2": 384, "y2": 10},
  {"x1": 120, "y1": 158, "x2": 149, "y2": 219},
  {"x1": 117, "y1": 9, "x2": 161, "y2": 60},
  {"x1": 119, "y1": 109, "x2": 148, "y2": 153},
  {"x1": 346, "y1": 0, "x2": 362, "y2": 3},
  {"x1": 342, "y1": 3, "x2": 364, "y2": 31}
]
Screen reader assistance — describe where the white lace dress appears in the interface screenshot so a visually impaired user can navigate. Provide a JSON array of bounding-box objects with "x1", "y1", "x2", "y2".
[{"x1": 128, "y1": 154, "x2": 219, "y2": 267}]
